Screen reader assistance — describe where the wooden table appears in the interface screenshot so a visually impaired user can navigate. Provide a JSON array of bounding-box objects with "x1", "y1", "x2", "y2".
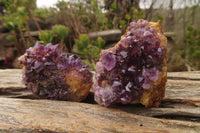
[{"x1": 0, "y1": 69, "x2": 200, "y2": 133}]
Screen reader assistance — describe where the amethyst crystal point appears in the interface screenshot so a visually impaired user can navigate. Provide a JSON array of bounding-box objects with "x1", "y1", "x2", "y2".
[
  {"x1": 18, "y1": 43, "x2": 93, "y2": 101},
  {"x1": 94, "y1": 19, "x2": 167, "y2": 107},
  {"x1": 101, "y1": 51, "x2": 116, "y2": 71}
]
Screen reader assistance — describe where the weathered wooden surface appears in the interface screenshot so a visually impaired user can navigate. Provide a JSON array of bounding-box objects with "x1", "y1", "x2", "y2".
[
  {"x1": 0, "y1": 69, "x2": 25, "y2": 89},
  {"x1": 168, "y1": 71, "x2": 200, "y2": 80},
  {"x1": 0, "y1": 97, "x2": 200, "y2": 133},
  {"x1": 88, "y1": 29, "x2": 121, "y2": 42},
  {"x1": 164, "y1": 32, "x2": 175, "y2": 38},
  {"x1": 0, "y1": 69, "x2": 200, "y2": 132},
  {"x1": 24, "y1": 30, "x2": 173, "y2": 42},
  {"x1": 24, "y1": 29, "x2": 122, "y2": 43}
]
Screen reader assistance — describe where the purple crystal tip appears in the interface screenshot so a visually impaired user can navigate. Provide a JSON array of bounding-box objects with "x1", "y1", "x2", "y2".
[
  {"x1": 94, "y1": 19, "x2": 167, "y2": 107},
  {"x1": 18, "y1": 43, "x2": 93, "y2": 101}
]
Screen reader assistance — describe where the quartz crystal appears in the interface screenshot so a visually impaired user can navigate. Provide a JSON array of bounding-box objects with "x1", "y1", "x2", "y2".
[
  {"x1": 94, "y1": 19, "x2": 167, "y2": 107},
  {"x1": 19, "y1": 43, "x2": 93, "y2": 101}
]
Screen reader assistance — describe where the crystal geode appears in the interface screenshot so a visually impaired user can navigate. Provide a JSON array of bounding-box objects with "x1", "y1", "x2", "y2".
[
  {"x1": 18, "y1": 43, "x2": 93, "y2": 101},
  {"x1": 94, "y1": 19, "x2": 167, "y2": 107}
]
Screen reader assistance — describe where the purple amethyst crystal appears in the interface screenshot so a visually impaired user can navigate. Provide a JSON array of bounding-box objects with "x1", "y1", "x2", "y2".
[
  {"x1": 18, "y1": 43, "x2": 93, "y2": 101},
  {"x1": 101, "y1": 51, "x2": 116, "y2": 71},
  {"x1": 94, "y1": 19, "x2": 167, "y2": 107}
]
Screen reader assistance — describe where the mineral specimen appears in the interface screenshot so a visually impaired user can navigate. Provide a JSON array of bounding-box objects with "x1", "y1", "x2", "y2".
[
  {"x1": 18, "y1": 43, "x2": 93, "y2": 101},
  {"x1": 94, "y1": 19, "x2": 167, "y2": 107}
]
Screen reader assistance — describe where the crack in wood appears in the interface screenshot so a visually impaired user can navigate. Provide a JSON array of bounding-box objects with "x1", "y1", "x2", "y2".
[{"x1": 0, "y1": 69, "x2": 200, "y2": 132}]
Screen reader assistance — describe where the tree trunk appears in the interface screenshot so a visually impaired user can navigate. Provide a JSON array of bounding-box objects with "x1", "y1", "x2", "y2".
[
  {"x1": 25, "y1": 18, "x2": 33, "y2": 44},
  {"x1": 12, "y1": 31, "x2": 22, "y2": 54},
  {"x1": 32, "y1": 16, "x2": 42, "y2": 32},
  {"x1": 18, "y1": 25, "x2": 26, "y2": 51}
]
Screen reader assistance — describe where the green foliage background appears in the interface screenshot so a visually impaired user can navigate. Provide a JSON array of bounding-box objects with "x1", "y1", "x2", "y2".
[
  {"x1": 180, "y1": 25, "x2": 200, "y2": 69},
  {"x1": 74, "y1": 34, "x2": 105, "y2": 70},
  {"x1": 1, "y1": 0, "x2": 200, "y2": 71}
]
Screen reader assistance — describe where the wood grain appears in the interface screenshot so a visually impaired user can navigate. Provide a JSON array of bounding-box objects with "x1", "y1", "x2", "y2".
[
  {"x1": 0, "y1": 97, "x2": 200, "y2": 133},
  {"x1": 0, "y1": 69, "x2": 25, "y2": 89},
  {"x1": 0, "y1": 69, "x2": 200, "y2": 132},
  {"x1": 167, "y1": 71, "x2": 200, "y2": 80}
]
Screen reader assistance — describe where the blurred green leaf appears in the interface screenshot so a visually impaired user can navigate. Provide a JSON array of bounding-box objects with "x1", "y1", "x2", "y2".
[
  {"x1": 91, "y1": 40, "x2": 98, "y2": 47},
  {"x1": 74, "y1": 34, "x2": 105, "y2": 70},
  {"x1": 187, "y1": 25, "x2": 194, "y2": 32},
  {"x1": 125, "y1": 14, "x2": 131, "y2": 21},
  {"x1": 17, "y1": 7, "x2": 27, "y2": 16},
  {"x1": 39, "y1": 30, "x2": 53, "y2": 44},
  {"x1": 110, "y1": 2, "x2": 117, "y2": 12},
  {"x1": 52, "y1": 24, "x2": 70, "y2": 41},
  {"x1": 192, "y1": 29, "x2": 198, "y2": 36},
  {"x1": 6, "y1": 35, "x2": 15, "y2": 42},
  {"x1": 157, "y1": 14, "x2": 163, "y2": 23},
  {"x1": 97, "y1": 37, "x2": 105, "y2": 48},
  {"x1": 181, "y1": 25, "x2": 200, "y2": 69},
  {"x1": 34, "y1": 8, "x2": 55, "y2": 18},
  {"x1": 194, "y1": 51, "x2": 200, "y2": 59},
  {"x1": 119, "y1": 20, "x2": 126, "y2": 32},
  {"x1": 197, "y1": 39, "x2": 200, "y2": 46}
]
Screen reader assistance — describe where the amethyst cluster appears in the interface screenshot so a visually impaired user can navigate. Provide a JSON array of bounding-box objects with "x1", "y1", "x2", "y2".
[
  {"x1": 94, "y1": 19, "x2": 167, "y2": 107},
  {"x1": 18, "y1": 43, "x2": 93, "y2": 101}
]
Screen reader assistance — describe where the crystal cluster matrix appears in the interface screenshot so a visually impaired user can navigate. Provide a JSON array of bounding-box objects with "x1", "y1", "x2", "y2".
[
  {"x1": 94, "y1": 19, "x2": 167, "y2": 107},
  {"x1": 19, "y1": 43, "x2": 93, "y2": 101}
]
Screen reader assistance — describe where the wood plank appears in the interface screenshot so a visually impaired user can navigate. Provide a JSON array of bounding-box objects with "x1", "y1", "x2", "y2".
[
  {"x1": 1, "y1": 69, "x2": 200, "y2": 103},
  {"x1": 24, "y1": 29, "x2": 122, "y2": 43},
  {"x1": 0, "y1": 69, "x2": 27, "y2": 98},
  {"x1": 167, "y1": 71, "x2": 200, "y2": 80},
  {"x1": 24, "y1": 30, "x2": 173, "y2": 43},
  {"x1": 0, "y1": 69, "x2": 200, "y2": 130},
  {"x1": 88, "y1": 29, "x2": 121, "y2": 42},
  {"x1": 0, "y1": 97, "x2": 200, "y2": 132},
  {"x1": 165, "y1": 79, "x2": 200, "y2": 106},
  {"x1": 112, "y1": 100, "x2": 200, "y2": 122},
  {"x1": 164, "y1": 32, "x2": 175, "y2": 37},
  {"x1": 0, "y1": 69, "x2": 25, "y2": 89}
]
